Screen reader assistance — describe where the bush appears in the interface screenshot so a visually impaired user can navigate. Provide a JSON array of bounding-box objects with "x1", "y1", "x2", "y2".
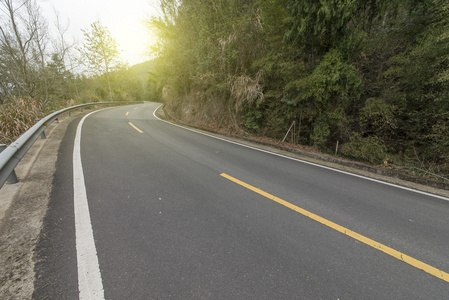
[
  {"x1": 340, "y1": 133, "x2": 387, "y2": 165},
  {"x1": 310, "y1": 122, "x2": 330, "y2": 148},
  {"x1": 242, "y1": 108, "x2": 263, "y2": 133}
]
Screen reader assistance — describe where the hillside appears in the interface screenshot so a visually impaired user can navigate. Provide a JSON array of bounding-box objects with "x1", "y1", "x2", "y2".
[
  {"x1": 129, "y1": 60, "x2": 156, "y2": 86},
  {"x1": 147, "y1": 0, "x2": 449, "y2": 181}
]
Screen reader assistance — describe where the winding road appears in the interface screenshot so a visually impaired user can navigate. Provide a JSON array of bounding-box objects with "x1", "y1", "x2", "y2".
[{"x1": 33, "y1": 102, "x2": 449, "y2": 299}]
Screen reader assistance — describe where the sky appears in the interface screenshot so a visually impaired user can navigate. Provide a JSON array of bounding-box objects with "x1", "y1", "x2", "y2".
[{"x1": 37, "y1": 0, "x2": 160, "y2": 66}]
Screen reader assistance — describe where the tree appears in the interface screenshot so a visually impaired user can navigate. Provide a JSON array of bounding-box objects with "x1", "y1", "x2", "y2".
[
  {"x1": 46, "y1": 10, "x2": 79, "y2": 105},
  {"x1": 0, "y1": 0, "x2": 49, "y2": 103},
  {"x1": 148, "y1": 0, "x2": 449, "y2": 176},
  {"x1": 78, "y1": 21, "x2": 122, "y2": 101},
  {"x1": 147, "y1": 0, "x2": 265, "y2": 128}
]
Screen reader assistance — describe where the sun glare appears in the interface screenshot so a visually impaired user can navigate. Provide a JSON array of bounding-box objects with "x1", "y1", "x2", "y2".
[
  {"x1": 38, "y1": 0, "x2": 157, "y2": 66},
  {"x1": 118, "y1": 30, "x2": 147, "y2": 66},
  {"x1": 112, "y1": 17, "x2": 149, "y2": 66}
]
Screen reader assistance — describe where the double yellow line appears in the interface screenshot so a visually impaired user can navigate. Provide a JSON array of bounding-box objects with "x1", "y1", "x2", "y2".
[{"x1": 220, "y1": 173, "x2": 449, "y2": 283}]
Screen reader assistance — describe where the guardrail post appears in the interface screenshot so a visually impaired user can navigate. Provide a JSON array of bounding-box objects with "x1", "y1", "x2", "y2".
[
  {"x1": 0, "y1": 145, "x2": 18, "y2": 184},
  {"x1": 35, "y1": 119, "x2": 46, "y2": 139}
]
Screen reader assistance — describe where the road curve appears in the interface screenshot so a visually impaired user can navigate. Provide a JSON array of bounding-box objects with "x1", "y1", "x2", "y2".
[{"x1": 33, "y1": 102, "x2": 449, "y2": 299}]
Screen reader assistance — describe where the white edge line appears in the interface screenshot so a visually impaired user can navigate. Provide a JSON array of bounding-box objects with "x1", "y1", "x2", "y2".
[
  {"x1": 73, "y1": 109, "x2": 108, "y2": 300},
  {"x1": 152, "y1": 104, "x2": 449, "y2": 202}
]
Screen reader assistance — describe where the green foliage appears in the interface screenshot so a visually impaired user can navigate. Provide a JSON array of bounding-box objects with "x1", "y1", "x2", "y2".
[
  {"x1": 285, "y1": 49, "x2": 362, "y2": 148},
  {"x1": 242, "y1": 105, "x2": 263, "y2": 133},
  {"x1": 285, "y1": 0, "x2": 356, "y2": 48},
  {"x1": 360, "y1": 97, "x2": 399, "y2": 138},
  {"x1": 380, "y1": 0, "x2": 449, "y2": 167},
  {"x1": 79, "y1": 22, "x2": 121, "y2": 76},
  {"x1": 284, "y1": 0, "x2": 381, "y2": 61},
  {"x1": 310, "y1": 121, "x2": 330, "y2": 148},
  {"x1": 340, "y1": 133, "x2": 387, "y2": 164},
  {"x1": 78, "y1": 21, "x2": 123, "y2": 101},
  {"x1": 146, "y1": 0, "x2": 265, "y2": 127},
  {"x1": 292, "y1": 49, "x2": 363, "y2": 107},
  {"x1": 148, "y1": 0, "x2": 449, "y2": 176}
]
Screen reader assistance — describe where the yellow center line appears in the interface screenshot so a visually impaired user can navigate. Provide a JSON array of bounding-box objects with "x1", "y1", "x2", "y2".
[
  {"x1": 220, "y1": 173, "x2": 449, "y2": 283},
  {"x1": 128, "y1": 122, "x2": 143, "y2": 133},
  {"x1": 126, "y1": 111, "x2": 129, "y2": 116}
]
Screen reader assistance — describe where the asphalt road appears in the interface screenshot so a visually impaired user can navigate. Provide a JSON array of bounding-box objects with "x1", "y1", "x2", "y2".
[{"x1": 33, "y1": 102, "x2": 449, "y2": 299}]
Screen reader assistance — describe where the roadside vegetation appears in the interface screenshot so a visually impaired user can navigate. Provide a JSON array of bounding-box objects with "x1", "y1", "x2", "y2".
[
  {"x1": 1, "y1": 0, "x2": 448, "y2": 182},
  {"x1": 0, "y1": 0, "x2": 151, "y2": 144},
  {"x1": 147, "y1": 0, "x2": 449, "y2": 181}
]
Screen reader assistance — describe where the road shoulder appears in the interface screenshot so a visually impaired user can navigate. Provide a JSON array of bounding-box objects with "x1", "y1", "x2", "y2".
[{"x1": 0, "y1": 114, "x2": 76, "y2": 299}]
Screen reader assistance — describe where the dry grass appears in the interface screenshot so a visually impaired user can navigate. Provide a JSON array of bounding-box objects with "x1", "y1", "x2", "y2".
[
  {"x1": 229, "y1": 72, "x2": 264, "y2": 113},
  {"x1": 0, "y1": 98, "x2": 44, "y2": 145}
]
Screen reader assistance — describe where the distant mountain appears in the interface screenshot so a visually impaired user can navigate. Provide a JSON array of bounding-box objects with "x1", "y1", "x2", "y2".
[{"x1": 129, "y1": 60, "x2": 156, "y2": 84}]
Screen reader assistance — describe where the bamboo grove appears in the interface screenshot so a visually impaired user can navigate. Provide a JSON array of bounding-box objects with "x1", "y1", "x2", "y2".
[{"x1": 148, "y1": 0, "x2": 449, "y2": 178}]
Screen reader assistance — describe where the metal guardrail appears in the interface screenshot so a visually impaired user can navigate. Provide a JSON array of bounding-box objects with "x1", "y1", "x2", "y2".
[{"x1": 0, "y1": 101, "x2": 143, "y2": 189}]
